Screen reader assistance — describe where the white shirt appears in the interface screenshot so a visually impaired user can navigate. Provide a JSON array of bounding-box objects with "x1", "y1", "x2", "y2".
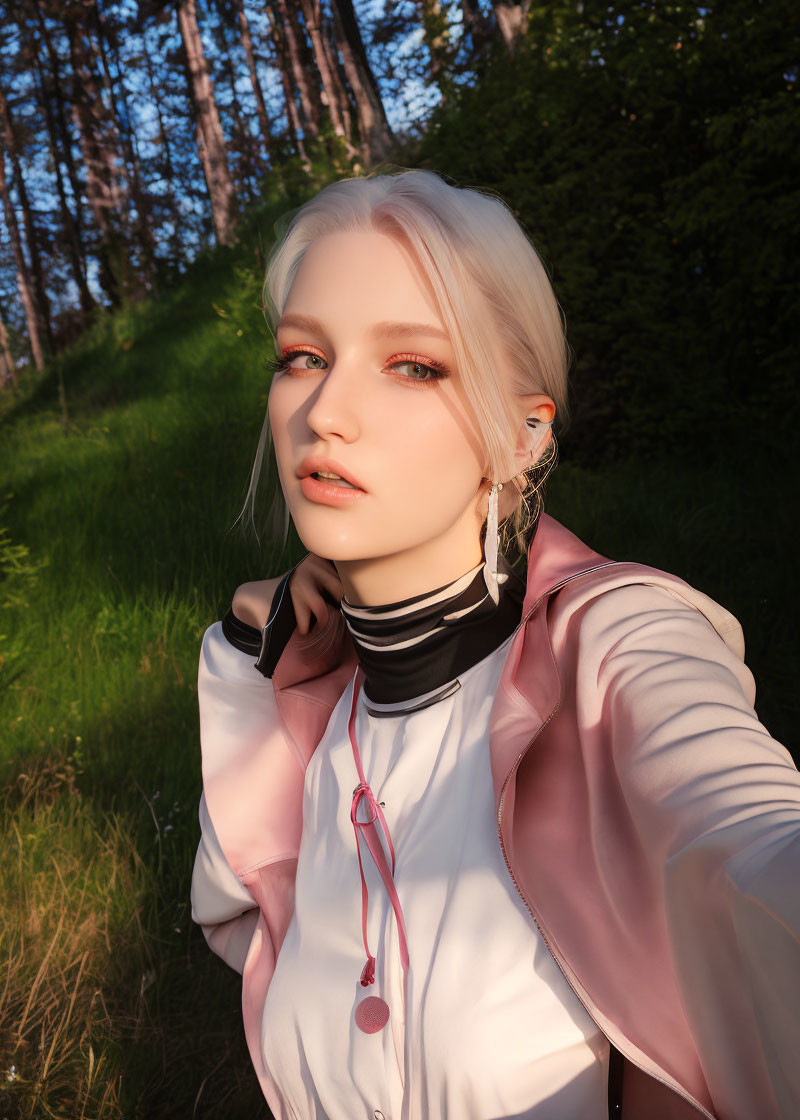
[{"x1": 257, "y1": 630, "x2": 611, "y2": 1120}]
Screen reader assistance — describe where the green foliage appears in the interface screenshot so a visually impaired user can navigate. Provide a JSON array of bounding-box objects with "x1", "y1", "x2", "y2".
[
  {"x1": 0, "y1": 498, "x2": 49, "y2": 685},
  {"x1": 0, "y1": 501, "x2": 46, "y2": 611},
  {"x1": 416, "y1": 0, "x2": 800, "y2": 464}
]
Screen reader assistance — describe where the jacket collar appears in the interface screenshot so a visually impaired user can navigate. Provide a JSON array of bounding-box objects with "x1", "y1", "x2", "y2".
[
  {"x1": 202, "y1": 513, "x2": 616, "y2": 884},
  {"x1": 267, "y1": 512, "x2": 615, "y2": 798},
  {"x1": 205, "y1": 511, "x2": 745, "y2": 877}
]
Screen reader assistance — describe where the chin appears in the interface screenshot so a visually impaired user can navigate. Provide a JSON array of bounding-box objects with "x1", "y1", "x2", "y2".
[{"x1": 292, "y1": 520, "x2": 366, "y2": 561}]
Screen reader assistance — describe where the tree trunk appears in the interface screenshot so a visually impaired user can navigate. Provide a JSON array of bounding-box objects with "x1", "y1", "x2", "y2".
[
  {"x1": 95, "y1": 0, "x2": 157, "y2": 295},
  {"x1": 35, "y1": 5, "x2": 88, "y2": 252},
  {"x1": 234, "y1": 0, "x2": 272, "y2": 158},
  {"x1": 298, "y1": 0, "x2": 357, "y2": 158},
  {"x1": 264, "y1": 2, "x2": 310, "y2": 169},
  {"x1": 127, "y1": 151, "x2": 158, "y2": 296},
  {"x1": 142, "y1": 39, "x2": 183, "y2": 272},
  {"x1": 192, "y1": 114, "x2": 215, "y2": 219},
  {"x1": 322, "y1": 10, "x2": 355, "y2": 143},
  {"x1": 65, "y1": 16, "x2": 125, "y2": 216},
  {"x1": 328, "y1": 0, "x2": 393, "y2": 165},
  {"x1": 64, "y1": 8, "x2": 135, "y2": 304},
  {"x1": 210, "y1": 8, "x2": 262, "y2": 198},
  {"x1": 0, "y1": 82, "x2": 53, "y2": 352},
  {"x1": 92, "y1": 0, "x2": 120, "y2": 125},
  {"x1": 272, "y1": 0, "x2": 320, "y2": 140},
  {"x1": 0, "y1": 147, "x2": 45, "y2": 371},
  {"x1": 69, "y1": 97, "x2": 122, "y2": 303},
  {"x1": 144, "y1": 42, "x2": 174, "y2": 182},
  {"x1": 0, "y1": 309, "x2": 18, "y2": 392},
  {"x1": 321, "y1": 9, "x2": 356, "y2": 145},
  {"x1": 290, "y1": 2, "x2": 326, "y2": 122},
  {"x1": 31, "y1": 52, "x2": 95, "y2": 319},
  {"x1": 490, "y1": 0, "x2": 532, "y2": 54},
  {"x1": 177, "y1": 0, "x2": 237, "y2": 247},
  {"x1": 215, "y1": 17, "x2": 245, "y2": 124}
]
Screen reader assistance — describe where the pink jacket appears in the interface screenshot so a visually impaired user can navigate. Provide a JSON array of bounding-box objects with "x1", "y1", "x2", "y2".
[{"x1": 194, "y1": 513, "x2": 800, "y2": 1119}]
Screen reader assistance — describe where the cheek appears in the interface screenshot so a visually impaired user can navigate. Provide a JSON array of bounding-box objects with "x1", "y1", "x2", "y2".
[
  {"x1": 379, "y1": 398, "x2": 481, "y2": 503},
  {"x1": 267, "y1": 381, "x2": 284, "y2": 428},
  {"x1": 268, "y1": 386, "x2": 292, "y2": 470}
]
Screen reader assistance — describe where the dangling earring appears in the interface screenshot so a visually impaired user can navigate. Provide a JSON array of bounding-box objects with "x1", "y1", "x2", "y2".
[
  {"x1": 483, "y1": 417, "x2": 554, "y2": 606},
  {"x1": 484, "y1": 481, "x2": 508, "y2": 606}
]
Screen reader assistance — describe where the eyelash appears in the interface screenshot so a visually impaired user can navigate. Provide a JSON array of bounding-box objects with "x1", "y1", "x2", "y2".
[{"x1": 265, "y1": 348, "x2": 449, "y2": 387}]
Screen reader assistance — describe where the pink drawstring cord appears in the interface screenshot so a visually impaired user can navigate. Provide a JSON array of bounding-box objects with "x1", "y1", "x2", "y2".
[{"x1": 348, "y1": 668, "x2": 410, "y2": 1023}]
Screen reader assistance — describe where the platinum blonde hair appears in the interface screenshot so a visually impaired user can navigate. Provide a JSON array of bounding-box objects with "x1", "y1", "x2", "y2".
[{"x1": 235, "y1": 167, "x2": 570, "y2": 563}]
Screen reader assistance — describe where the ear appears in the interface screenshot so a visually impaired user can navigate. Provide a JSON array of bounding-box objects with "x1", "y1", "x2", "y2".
[
  {"x1": 511, "y1": 395, "x2": 556, "y2": 477},
  {"x1": 477, "y1": 395, "x2": 556, "y2": 523}
]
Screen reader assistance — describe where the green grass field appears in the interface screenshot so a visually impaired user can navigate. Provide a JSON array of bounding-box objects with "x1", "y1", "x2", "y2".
[{"x1": 1, "y1": 230, "x2": 796, "y2": 1119}]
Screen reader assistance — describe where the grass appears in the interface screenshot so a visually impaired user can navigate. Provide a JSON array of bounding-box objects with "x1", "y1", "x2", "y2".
[{"x1": 0, "y1": 219, "x2": 796, "y2": 1118}]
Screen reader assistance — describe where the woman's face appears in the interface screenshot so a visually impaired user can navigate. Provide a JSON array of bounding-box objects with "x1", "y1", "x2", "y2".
[{"x1": 268, "y1": 229, "x2": 545, "y2": 604}]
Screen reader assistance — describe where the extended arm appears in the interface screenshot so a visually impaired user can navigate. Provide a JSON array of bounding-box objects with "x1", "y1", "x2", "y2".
[{"x1": 591, "y1": 583, "x2": 800, "y2": 1118}]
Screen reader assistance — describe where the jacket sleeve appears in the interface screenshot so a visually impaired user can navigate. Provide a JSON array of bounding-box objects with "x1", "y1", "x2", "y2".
[
  {"x1": 190, "y1": 789, "x2": 259, "y2": 974},
  {"x1": 189, "y1": 620, "x2": 280, "y2": 975},
  {"x1": 590, "y1": 582, "x2": 800, "y2": 1118}
]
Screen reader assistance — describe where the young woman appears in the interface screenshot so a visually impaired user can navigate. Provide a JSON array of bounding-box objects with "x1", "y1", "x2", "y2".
[{"x1": 190, "y1": 169, "x2": 800, "y2": 1120}]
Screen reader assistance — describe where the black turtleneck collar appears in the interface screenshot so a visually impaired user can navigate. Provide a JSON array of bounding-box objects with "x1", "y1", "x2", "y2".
[
  {"x1": 222, "y1": 533, "x2": 533, "y2": 717},
  {"x1": 338, "y1": 553, "x2": 525, "y2": 714}
]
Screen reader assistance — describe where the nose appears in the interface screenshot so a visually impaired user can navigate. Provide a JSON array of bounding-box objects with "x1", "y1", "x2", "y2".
[{"x1": 304, "y1": 357, "x2": 361, "y2": 444}]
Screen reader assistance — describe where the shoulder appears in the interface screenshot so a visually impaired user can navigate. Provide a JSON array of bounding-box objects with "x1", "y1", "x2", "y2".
[
  {"x1": 550, "y1": 562, "x2": 745, "y2": 655},
  {"x1": 544, "y1": 566, "x2": 760, "y2": 709},
  {"x1": 211, "y1": 569, "x2": 299, "y2": 675},
  {"x1": 231, "y1": 575, "x2": 284, "y2": 630}
]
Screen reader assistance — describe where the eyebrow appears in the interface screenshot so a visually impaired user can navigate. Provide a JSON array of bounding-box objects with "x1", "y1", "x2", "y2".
[{"x1": 276, "y1": 313, "x2": 450, "y2": 343}]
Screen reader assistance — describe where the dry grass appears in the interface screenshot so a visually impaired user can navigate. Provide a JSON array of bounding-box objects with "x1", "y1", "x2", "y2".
[
  {"x1": 0, "y1": 750, "x2": 268, "y2": 1120},
  {"x1": 0, "y1": 753, "x2": 147, "y2": 1117}
]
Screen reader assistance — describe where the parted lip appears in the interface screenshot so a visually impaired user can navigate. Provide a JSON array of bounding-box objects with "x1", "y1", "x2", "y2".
[{"x1": 297, "y1": 456, "x2": 366, "y2": 491}]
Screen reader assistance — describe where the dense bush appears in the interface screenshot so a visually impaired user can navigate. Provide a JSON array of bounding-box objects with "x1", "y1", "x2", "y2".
[{"x1": 414, "y1": 0, "x2": 800, "y2": 467}]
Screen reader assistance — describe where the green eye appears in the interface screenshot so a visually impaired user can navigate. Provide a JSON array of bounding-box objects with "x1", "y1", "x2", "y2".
[{"x1": 393, "y1": 360, "x2": 439, "y2": 381}]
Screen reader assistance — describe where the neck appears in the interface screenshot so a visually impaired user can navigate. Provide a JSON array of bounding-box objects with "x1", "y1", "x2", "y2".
[
  {"x1": 331, "y1": 517, "x2": 485, "y2": 608},
  {"x1": 339, "y1": 553, "x2": 526, "y2": 715}
]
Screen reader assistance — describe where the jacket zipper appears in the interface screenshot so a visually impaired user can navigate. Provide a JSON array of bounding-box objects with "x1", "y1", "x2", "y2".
[{"x1": 496, "y1": 570, "x2": 716, "y2": 1120}]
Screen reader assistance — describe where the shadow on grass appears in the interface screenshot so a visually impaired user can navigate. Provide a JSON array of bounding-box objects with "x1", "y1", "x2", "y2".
[{"x1": 0, "y1": 692, "x2": 272, "y2": 1119}]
